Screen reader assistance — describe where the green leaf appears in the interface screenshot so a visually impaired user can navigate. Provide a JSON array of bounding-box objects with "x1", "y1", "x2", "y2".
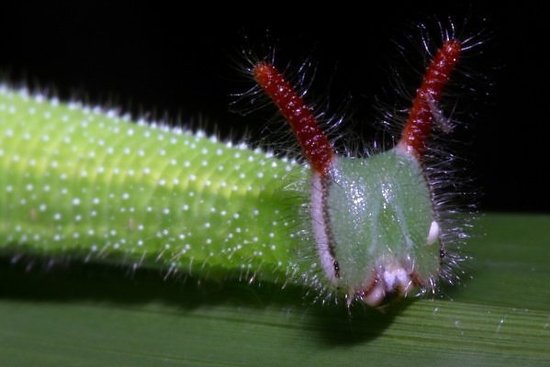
[{"x1": 1, "y1": 214, "x2": 549, "y2": 366}]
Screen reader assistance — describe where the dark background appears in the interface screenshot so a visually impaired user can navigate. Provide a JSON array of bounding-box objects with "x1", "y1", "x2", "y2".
[{"x1": 0, "y1": 2, "x2": 548, "y2": 213}]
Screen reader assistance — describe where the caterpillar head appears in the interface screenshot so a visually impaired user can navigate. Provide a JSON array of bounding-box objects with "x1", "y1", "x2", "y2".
[
  {"x1": 313, "y1": 150, "x2": 440, "y2": 306},
  {"x1": 253, "y1": 39, "x2": 461, "y2": 307}
]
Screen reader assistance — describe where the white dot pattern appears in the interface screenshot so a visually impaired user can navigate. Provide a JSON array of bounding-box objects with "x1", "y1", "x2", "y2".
[{"x1": 0, "y1": 87, "x2": 310, "y2": 283}]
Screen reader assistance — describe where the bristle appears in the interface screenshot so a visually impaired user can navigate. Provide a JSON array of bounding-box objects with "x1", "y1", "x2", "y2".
[{"x1": 253, "y1": 62, "x2": 334, "y2": 175}]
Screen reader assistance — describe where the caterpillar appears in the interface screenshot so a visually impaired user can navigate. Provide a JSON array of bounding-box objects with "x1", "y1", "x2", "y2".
[{"x1": 0, "y1": 34, "x2": 470, "y2": 308}]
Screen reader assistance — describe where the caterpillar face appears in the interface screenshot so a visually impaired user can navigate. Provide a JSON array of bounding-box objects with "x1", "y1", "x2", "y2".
[
  {"x1": 313, "y1": 151, "x2": 439, "y2": 306},
  {"x1": 254, "y1": 39, "x2": 462, "y2": 306}
]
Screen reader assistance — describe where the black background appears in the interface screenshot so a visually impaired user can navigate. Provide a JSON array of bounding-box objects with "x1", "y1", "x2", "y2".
[{"x1": 0, "y1": 2, "x2": 548, "y2": 213}]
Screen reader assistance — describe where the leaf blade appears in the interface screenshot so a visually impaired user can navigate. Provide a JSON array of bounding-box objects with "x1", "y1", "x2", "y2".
[{"x1": 1, "y1": 214, "x2": 549, "y2": 366}]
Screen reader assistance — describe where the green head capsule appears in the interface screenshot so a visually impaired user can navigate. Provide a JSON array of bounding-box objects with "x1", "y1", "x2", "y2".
[{"x1": 312, "y1": 150, "x2": 439, "y2": 306}]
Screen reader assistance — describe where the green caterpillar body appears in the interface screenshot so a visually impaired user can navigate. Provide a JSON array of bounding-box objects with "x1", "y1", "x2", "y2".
[{"x1": 0, "y1": 88, "x2": 316, "y2": 285}]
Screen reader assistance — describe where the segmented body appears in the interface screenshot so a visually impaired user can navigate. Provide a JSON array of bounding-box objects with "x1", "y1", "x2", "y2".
[{"x1": 0, "y1": 88, "x2": 312, "y2": 283}]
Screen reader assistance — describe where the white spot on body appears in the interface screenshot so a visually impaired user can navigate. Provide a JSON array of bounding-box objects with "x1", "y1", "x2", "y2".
[{"x1": 427, "y1": 221, "x2": 440, "y2": 245}]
